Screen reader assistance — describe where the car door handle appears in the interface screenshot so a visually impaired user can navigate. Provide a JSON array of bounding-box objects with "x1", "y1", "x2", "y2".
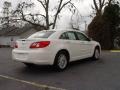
[
  {"x1": 66, "y1": 41, "x2": 71, "y2": 44},
  {"x1": 80, "y1": 41, "x2": 87, "y2": 44}
]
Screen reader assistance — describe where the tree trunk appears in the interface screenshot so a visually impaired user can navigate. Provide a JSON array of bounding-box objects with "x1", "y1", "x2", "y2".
[{"x1": 46, "y1": 0, "x2": 49, "y2": 30}]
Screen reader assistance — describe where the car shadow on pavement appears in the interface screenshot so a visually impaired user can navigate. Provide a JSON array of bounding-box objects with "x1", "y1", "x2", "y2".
[
  {"x1": 69, "y1": 58, "x2": 104, "y2": 67},
  {"x1": 20, "y1": 65, "x2": 56, "y2": 74},
  {"x1": 19, "y1": 58, "x2": 104, "y2": 74}
]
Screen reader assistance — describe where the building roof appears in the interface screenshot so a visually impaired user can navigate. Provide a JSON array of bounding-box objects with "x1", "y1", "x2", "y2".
[
  {"x1": 0, "y1": 27, "x2": 87, "y2": 36},
  {"x1": 0, "y1": 26, "x2": 37, "y2": 36}
]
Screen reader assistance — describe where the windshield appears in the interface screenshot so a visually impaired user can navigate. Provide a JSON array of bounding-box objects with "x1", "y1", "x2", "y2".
[{"x1": 28, "y1": 31, "x2": 55, "y2": 39}]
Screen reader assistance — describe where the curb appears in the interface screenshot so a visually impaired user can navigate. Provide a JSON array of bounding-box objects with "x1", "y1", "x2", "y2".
[
  {"x1": 110, "y1": 50, "x2": 120, "y2": 52},
  {"x1": 102, "y1": 50, "x2": 120, "y2": 52}
]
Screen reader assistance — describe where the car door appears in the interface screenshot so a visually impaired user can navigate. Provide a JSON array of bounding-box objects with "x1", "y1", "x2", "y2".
[
  {"x1": 66, "y1": 31, "x2": 81, "y2": 61},
  {"x1": 60, "y1": 31, "x2": 85, "y2": 61},
  {"x1": 75, "y1": 31, "x2": 93, "y2": 58}
]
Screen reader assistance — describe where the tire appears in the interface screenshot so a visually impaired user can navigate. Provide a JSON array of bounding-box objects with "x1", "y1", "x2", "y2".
[
  {"x1": 92, "y1": 48, "x2": 100, "y2": 60},
  {"x1": 54, "y1": 51, "x2": 69, "y2": 71}
]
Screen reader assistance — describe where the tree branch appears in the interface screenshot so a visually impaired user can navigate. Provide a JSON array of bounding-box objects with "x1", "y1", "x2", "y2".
[
  {"x1": 102, "y1": 0, "x2": 105, "y2": 6},
  {"x1": 93, "y1": 0, "x2": 99, "y2": 12},
  {"x1": 52, "y1": 0, "x2": 63, "y2": 29},
  {"x1": 49, "y1": 23, "x2": 53, "y2": 26},
  {"x1": 99, "y1": 0, "x2": 102, "y2": 8},
  {"x1": 37, "y1": 0, "x2": 46, "y2": 9},
  {"x1": 52, "y1": 0, "x2": 72, "y2": 29},
  {"x1": 35, "y1": 14, "x2": 46, "y2": 19},
  {"x1": 19, "y1": 7, "x2": 45, "y2": 28},
  {"x1": 60, "y1": 0, "x2": 71, "y2": 11},
  {"x1": 108, "y1": 0, "x2": 112, "y2": 6}
]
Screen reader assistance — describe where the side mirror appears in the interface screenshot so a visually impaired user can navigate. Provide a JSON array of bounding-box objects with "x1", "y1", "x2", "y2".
[{"x1": 86, "y1": 38, "x2": 92, "y2": 41}]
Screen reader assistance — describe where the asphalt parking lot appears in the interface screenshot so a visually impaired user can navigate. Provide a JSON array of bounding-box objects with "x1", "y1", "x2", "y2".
[{"x1": 0, "y1": 48, "x2": 120, "y2": 90}]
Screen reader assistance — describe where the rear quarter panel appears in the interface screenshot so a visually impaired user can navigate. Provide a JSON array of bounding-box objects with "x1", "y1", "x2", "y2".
[{"x1": 49, "y1": 39, "x2": 70, "y2": 61}]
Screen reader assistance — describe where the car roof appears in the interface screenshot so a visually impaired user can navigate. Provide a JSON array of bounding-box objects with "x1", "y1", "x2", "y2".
[
  {"x1": 42, "y1": 29, "x2": 83, "y2": 33},
  {"x1": 32, "y1": 29, "x2": 87, "y2": 39}
]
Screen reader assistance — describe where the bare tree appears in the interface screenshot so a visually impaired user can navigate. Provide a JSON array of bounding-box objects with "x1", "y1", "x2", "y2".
[
  {"x1": 13, "y1": 2, "x2": 46, "y2": 29},
  {"x1": 92, "y1": 0, "x2": 113, "y2": 16},
  {"x1": 1, "y1": 1, "x2": 12, "y2": 27},
  {"x1": 51, "y1": 0, "x2": 72, "y2": 29},
  {"x1": 13, "y1": 0, "x2": 77, "y2": 30}
]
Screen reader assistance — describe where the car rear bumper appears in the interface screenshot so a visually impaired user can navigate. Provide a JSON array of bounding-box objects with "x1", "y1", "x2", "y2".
[{"x1": 12, "y1": 49, "x2": 54, "y2": 65}]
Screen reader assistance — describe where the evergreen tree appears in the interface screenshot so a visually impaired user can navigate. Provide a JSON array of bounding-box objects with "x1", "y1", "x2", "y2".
[
  {"x1": 103, "y1": 1, "x2": 120, "y2": 49},
  {"x1": 88, "y1": 0, "x2": 120, "y2": 49}
]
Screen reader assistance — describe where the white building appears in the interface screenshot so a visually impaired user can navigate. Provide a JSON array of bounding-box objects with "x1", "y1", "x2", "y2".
[{"x1": 0, "y1": 27, "x2": 38, "y2": 47}]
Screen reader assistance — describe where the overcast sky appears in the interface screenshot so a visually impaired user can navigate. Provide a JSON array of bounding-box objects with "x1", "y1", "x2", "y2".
[
  {"x1": 0, "y1": 0, "x2": 93, "y2": 15},
  {"x1": 0, "y1": 0, "x2": 93, "y2": 30}
]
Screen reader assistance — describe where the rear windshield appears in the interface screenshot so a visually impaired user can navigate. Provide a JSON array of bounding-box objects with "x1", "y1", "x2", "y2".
[{"x1": 28, "y1": 31, "x2": 55, "y2": 39}]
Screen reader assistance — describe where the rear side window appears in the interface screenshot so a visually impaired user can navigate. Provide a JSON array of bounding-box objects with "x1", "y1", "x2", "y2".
[
  {"x1": 67, "y1": 32, "x2": 76, "y2": 40},
  {"x1": 28, "y1": 31, "x2": 55, "y2": 39},
  {"x1": 60, "y1": 33, "x2": 69, "y2": 39},
  {"x1": 60, "y1": 31, "x2": 77, "y2": 40}
]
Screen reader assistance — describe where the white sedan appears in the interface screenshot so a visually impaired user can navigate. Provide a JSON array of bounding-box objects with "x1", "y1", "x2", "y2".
[{"x1": 12, "y1": 29, "x2": 101, "y2": 71}]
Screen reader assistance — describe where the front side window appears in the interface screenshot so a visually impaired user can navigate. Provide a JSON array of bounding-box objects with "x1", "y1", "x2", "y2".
[
  {"x1": 28, "y1": 31, "x2": 55, "y2": 39},
  {"x1": 76, "y1": 32, "x2": 90, "y2": 41}
]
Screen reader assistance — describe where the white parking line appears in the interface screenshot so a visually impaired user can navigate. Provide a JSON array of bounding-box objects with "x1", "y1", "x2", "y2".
[{"x1": 0, "y1": 74, "x2": 66, "y2": 90}]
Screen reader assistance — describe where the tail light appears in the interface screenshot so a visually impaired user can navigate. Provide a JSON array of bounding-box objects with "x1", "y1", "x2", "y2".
[
  {"x1": 30, "y1": 41, "x2": 50, "y2": 48},
  {"x1": 14, "y1": 42, "x2": 18, "y2": 48}
]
